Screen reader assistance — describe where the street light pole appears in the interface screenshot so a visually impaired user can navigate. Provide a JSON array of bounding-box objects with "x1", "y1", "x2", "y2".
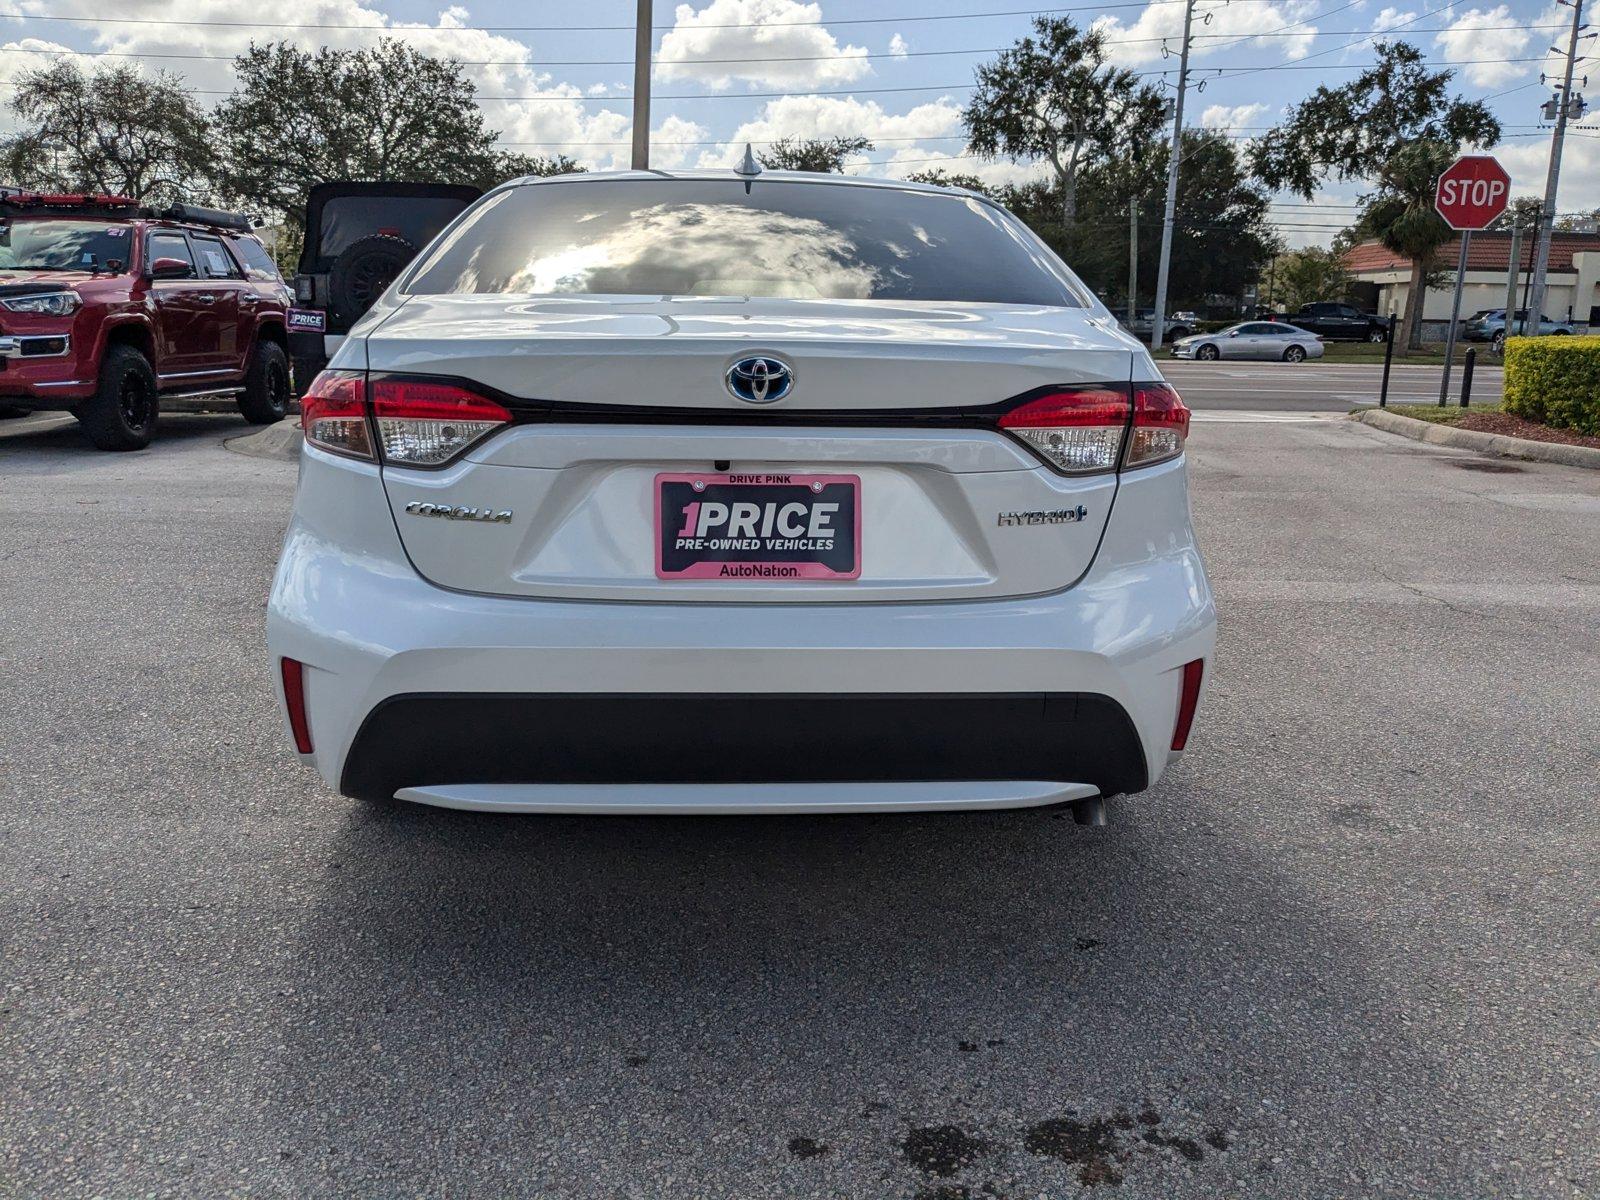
[
  {"x1": 631, "y1": 0, "x2": 652, "y2": 170},
  {"x1": 1151, "y1": 0, "x2": 1195, "y2": 351},
  {"x1": 1528, "y1": 0, "x2": 1586, "y2": 324}
]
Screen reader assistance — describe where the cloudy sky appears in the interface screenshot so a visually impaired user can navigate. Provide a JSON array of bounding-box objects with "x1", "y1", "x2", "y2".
[{"x1": 2, "y1": 0, "x2": 1596, "y2": 249}]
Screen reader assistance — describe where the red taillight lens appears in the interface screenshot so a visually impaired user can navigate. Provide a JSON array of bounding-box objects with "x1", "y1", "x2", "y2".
[
  {"x1": 280, "y1": 657, "x2": 313, "y2": 754},
  {"x1": 369, "y1": 377, "x2": 511, "y2": 466},
  {"x1": 998, "y1": 388, "x2": 1131, "y2": 473},
  {"x1": 1126, "y1": 382, "x2": 1190, "y2": 469},
  {"x1": 1171, "y1": 658, "x2": 1204, "y2": 751},
  {"x1": 301, "y1": 370, "x2": 372, "y2": 459}
]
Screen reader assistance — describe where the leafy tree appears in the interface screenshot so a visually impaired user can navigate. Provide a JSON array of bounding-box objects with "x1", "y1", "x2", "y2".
[
  {"x1": 1266, "y1": 247, "x2": 1352, "y2": 311},
  {"x1": 1251, "y1": 42, "x2": 1500, "y2": 197},
  {"x1": 509, "y1": 153, "x2": 585, "y2": 178},
  {"x1": 903, "y1": 168, "x2": 990, "y2": 194},
  {"x1": 998, "y1": 131, "x2": 1274, "y2": 310},
  {"x1": 0, "y1": 60, "x2": 214, "y2": 205},
  {"x1": 214, "y1": 40, "x2": 542, "y2": 229},
  {"x1": 757, "y1": 136, "x2": 872, "y2": 173},
  {"x1": 1492, "y1": 194, "x2": 1545, "y2": 231},
  {"x1": 963, "y1": 16, "x2": 1167, "y2": 227},
  {"x1": 1250, "y1": 42, "x2": 1499, "y2": 350},
  {"x1": 1337, "y1": 140, "x2": 1459, "y2": 348}
]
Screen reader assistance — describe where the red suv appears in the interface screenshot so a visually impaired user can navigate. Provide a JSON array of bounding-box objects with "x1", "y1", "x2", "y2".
[{"x1": 0, "y1": 192, "x2": 292, "y2": 450}]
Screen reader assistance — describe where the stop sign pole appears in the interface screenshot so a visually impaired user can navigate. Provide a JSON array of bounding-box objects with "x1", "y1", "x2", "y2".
[{"x1": 1434, "y1": 155, "x2": 1511, "y2": 405}]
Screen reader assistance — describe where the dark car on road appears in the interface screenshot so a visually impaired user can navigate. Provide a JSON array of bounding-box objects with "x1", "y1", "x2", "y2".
[
  {"x1": 1277, "y1": 301, "x2": 1389, "y2": 342},
  {"x1": 0, "y1": 192, "x2": 292, "y2": 449},
  {"x1": 287, "y1": 181, "x2": 481, "y2": 390}
]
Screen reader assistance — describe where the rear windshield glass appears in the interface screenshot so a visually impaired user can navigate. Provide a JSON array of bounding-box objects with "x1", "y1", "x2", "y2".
[
  {"x1": 405, "y1": 180, "x2": 1084, "y2": 306},
  {"x1": 319, "y1": 196, "x2": 474, "y2": 260},
  {"x1": 0, "y1": 219, "x2": 132, "y2": 272}
]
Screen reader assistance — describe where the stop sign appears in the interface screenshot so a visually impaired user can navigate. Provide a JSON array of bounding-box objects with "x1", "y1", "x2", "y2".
[{"x1": 1434, "y1": 154, "x2": 1511, "y2": 230}]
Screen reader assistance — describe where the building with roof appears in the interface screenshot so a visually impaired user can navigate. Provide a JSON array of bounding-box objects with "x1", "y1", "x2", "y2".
[{"x1": 1341, "y1": 231, "x2": 1600, "y2": 333}]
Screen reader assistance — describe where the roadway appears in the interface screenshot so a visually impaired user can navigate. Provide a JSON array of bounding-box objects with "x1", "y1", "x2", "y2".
[
  {"x1": 1161, "y1": 358, "x2": 1505, "y2": 412},
  {"x1": 2, "y1": 409, "x2": 1596, "y2": 1198}
]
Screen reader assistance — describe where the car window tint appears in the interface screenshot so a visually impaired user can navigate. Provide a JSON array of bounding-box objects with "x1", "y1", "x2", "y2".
[
  {"x1": 407, "y1": 180, "x2": 1087, "y2": 307},
  {"x1": 192, "y1": 235, "x2": 242, "y2": 280},
  {"x1": 149, "y1": 232, "x2": 194, "y2": 271},
  {"x1": 229, "y1": 236, "x2": 282, "y2": 282}
]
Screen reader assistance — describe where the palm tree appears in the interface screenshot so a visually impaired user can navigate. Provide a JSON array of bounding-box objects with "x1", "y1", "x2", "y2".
[{"x1": 1361, "y1": 140, "x2": 1457, "y2": 353}]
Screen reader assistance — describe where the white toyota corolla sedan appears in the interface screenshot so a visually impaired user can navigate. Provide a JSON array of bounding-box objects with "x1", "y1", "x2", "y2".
[{"x1": 267, "y1": 168, "x2": 1215, "y2": 824}]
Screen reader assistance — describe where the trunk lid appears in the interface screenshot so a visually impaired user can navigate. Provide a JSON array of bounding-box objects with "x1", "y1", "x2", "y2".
[{"x1": 369, "y1": 296, "x2": 1135, "y2": 603}]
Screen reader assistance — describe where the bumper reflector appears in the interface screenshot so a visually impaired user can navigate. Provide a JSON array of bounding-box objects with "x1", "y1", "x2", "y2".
[
  {"x1": 280, "y1": 657, "x2": 313, "y2": 754},
  {"x1": 1171, "y1": 658, "x2": 1204, "y2": 751}
]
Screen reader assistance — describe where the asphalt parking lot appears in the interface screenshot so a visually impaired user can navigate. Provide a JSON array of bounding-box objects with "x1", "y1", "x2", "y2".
[{"x1": 2, "y1": 399, "x2": 1596, "y2": 1199}]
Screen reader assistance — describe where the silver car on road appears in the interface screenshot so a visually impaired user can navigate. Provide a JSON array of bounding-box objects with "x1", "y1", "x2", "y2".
[{"x1": 1170, "y1": 322, "x2": 1326, "y2": 362}]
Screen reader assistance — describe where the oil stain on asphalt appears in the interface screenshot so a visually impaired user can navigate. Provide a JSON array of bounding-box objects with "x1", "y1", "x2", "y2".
[{"x1": 879, "y1": 1105, "x2": 1236, "y2": 1193}]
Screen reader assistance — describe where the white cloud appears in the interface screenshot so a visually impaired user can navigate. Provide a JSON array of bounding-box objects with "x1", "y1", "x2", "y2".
[
  {"x1": 1094, "y1": 0, "x2": 1322, "y2": 67},
  {"x1": 1433, "y1": 6, "x2": 1533, "y2": 87},
  {"x1": 649, "y1": 114, "x2": 710, "y2": 169},
  {"x1": 656, "y1": 0, "x2": 870, "y2": 90},
  {"x1": 888, "y1": 34, "x2": 908, "y2": 58},
  {"x1": 694, "y1": 93, "x2": 964, "y2": 169},
  {"x1": 1200, "y1": 102, "x2": 1271, "y2": 131},
  {"x1": 1370, "y1": 7, "x2": 1418, "y2": 32},
  {"x1": 1494, "y1": 127, "x2": 1600, "y2": 216}
]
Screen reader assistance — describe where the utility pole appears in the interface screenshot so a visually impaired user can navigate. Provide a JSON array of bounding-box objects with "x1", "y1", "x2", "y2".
[
  {"x1": 1151, "y1": 0, "x2": 1195, "y2": 350},
  {"x1": 1503, "y1": 223, "x2": 1522, "y2": 327},
  {"x1": 1128, "y1": 199, "x2": 1139, "y2": 324},
  {"x1": 631, "y1": 0, "x2": 652, "y2": 170},
  {"x1": 1528, "y1": 0, "x2": 1590, "y2": 324}
]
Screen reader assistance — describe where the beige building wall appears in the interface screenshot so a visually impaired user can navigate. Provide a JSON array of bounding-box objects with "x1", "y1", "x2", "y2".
[{"x1": 1363, "y1": 269, "x2": 1593, "y2": 326}]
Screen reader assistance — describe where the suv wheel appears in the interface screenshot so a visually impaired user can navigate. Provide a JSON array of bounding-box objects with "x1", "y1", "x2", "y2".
[
  {"x1": 238, "y1": 339, "x2": 292, "y2": 424},
  {"x1": 80, "y1": 344, "x2": 159, "y2": 451}
]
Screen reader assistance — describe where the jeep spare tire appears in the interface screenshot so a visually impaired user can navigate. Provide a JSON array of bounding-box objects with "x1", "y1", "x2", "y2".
[{"x1": 329, "y1": 233, "x2": 416, "y2": 321}]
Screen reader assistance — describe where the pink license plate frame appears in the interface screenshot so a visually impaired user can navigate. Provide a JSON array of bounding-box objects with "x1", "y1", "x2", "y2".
[{"x1": 654, "y1": 472, "x2": 862, "y2": 581}]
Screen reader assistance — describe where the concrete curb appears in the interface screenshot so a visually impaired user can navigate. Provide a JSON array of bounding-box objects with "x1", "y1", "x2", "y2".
[
  {"x1": 1352, "y1": 408, "x2": 1600, "y2": 470},
  {"x1": 224, "y1": 419, "x2": 302, "y2": 461}
]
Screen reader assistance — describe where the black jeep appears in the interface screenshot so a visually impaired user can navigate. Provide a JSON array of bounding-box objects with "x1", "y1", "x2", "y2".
[{"x1": 288, "y1": 181, "x2": 481, "y2": 391}]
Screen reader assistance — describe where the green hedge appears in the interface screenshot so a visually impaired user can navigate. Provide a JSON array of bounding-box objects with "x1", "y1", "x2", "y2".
[{"x1": 1502, "y1": 336, "x2": 1600, "y2": 436}]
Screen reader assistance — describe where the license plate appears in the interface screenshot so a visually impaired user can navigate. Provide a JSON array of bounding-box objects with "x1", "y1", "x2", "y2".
[{"x1": 655, "y1": 472, "x2": 860, "y2": 581}]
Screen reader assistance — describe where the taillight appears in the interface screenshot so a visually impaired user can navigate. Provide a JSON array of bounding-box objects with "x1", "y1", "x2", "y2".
[
  {"x1": 369, "y1": 377, "x2": 511, "y2": 467},
  {"x1": 998, "y1": 388, "x2": 1131, "y2": 474},
  {"x1": 1126, "y1": 382, "x2": 1190, "y2": 469},
  {"x1": 300, "y1": 370, "x2": 372, "y2": 459}
]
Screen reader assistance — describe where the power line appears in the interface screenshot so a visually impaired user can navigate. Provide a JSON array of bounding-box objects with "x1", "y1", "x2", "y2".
[{"x1": 0, "y1": 0, "x2": 1284, "y2": 34}]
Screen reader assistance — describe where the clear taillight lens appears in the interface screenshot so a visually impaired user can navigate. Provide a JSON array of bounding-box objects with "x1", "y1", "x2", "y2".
[
  {"x1": 998, "y1": 388, "x2": 1132, "y2": 474},
  {"x1": 1126, "y1": 382, "x2": 1190, "y2": 468},
  {"x1": 370, "y1": 378, "x2": 511, "y2": 466},
  {"x1": 300, "y1": 370, "x2": 372, "y2": 459}
]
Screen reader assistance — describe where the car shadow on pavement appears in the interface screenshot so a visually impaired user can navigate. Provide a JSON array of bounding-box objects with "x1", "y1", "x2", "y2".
[
  {"x1": 0, "y1": 412, "x2": 250, "y2": 454},
  {"x1": 256, "y1": 785, "x2": 1490, "y2": 1198}
]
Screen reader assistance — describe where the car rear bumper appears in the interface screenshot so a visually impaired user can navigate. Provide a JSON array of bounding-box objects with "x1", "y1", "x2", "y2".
[{"x1": 267, "y1": 447, "x2": 1216, "y2": 812}]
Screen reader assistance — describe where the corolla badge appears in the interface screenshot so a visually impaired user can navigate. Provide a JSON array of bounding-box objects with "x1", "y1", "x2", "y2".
[{"x1": 725, "y1": 356, "x2": 794, "y2": 403}]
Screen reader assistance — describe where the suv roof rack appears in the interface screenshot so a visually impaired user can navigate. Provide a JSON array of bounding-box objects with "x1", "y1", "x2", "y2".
[
  {"x1": 158, "y1": 203, "x2": 255, "y2": 233},
  {"x1": 0, "y1": 192, "x2": 256, "y2": 232}
]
